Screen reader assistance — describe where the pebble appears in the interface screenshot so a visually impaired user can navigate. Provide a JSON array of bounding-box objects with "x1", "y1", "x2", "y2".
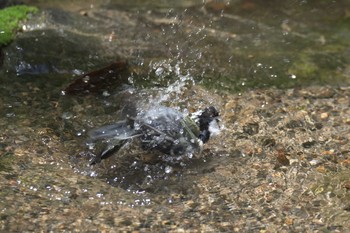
[
  {"x1": 310, "y1": 159, "x2": 322, "y2": 166},
  {"x1": 320, "y1": 112, "x2": 329, "y2": 120}
]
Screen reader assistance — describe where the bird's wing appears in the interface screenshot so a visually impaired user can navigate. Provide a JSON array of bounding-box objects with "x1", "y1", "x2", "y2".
[
  {"x1": 181, "y1": 116, "x2": 200, "y2": 141},
  {"x1": 88, "y1": 120, "x2": 136, "y2": 141}
]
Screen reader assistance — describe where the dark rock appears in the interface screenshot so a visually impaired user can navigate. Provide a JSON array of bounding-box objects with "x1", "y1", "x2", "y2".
[
  {"x1": 314, "y1": 122, "x2": 323, "y2": 130},
  {"x1": 262, "y1": 138, "x2": 276, "y2": 147},
  {"x1": 243, "y1": 123, "x2": 259, "y2": 135},
  {"x1": 302, "y1": 141, "x2": 317, "y2": 148},
  {"x1": 286, "y1": 120, "x2": 304, "y2": 129},
  {"x1": 64, "y1": 61, "x2": 130, "y2": 95},
  {"x1": 276, "y1": 151, "x2": 290, "y2": 166},
  {"x1": 267, "y1": 116, "x2": 283, "y2": 127}
]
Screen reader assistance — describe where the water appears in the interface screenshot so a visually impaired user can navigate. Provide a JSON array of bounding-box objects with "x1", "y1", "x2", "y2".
[{"x1": 1, "y1": 0, "x2": 350, "y2": 231}]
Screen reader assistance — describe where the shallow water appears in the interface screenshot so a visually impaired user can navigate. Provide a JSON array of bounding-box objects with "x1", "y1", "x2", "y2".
[{"x1": 1, "y1": 0, "x2": 350, "y2": 231}]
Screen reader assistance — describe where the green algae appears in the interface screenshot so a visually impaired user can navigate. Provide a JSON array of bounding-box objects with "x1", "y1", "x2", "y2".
[{"x1": 0, "y1": 5, "x2": 38, "y2": 46}]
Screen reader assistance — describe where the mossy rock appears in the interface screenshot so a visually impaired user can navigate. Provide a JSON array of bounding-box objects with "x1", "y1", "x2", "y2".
[{"x1": 0, "y1": 5, "x2": 38, "y2": 46}]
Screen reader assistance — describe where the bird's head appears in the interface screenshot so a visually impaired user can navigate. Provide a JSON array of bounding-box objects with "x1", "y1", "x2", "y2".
[{"x1": 192, "y1": 106, "x2": 220, "y2": 143}]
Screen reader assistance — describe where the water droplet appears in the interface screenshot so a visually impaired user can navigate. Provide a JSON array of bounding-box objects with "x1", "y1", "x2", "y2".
[
  {"x1": 29, "y1": 186, "x2": 38, "y2": 191},
  {"x1": 6, "y1": 113, "x2": 15, "y2": 118},
  {"x1": 62, "y1": 112, "x2": 73, "y2": 120},
  {"x1": 165, "y1": 166, "x2": 173, "y2": 174},
  {"x1": 289, "y1": 74, "x2": 297, "y2": 79},
  {"x1": 102, "y1": 91, "x2": 110, "y2": 96},
  {"x1": 83, "y1": 76, "x2": 90, "y2": 83},
  {"x1": 96, "y1": 192, "x2": 104, "y2": 198},
  {"x1": 155, "y1": 67, "x2": 164, "y2": 76}
]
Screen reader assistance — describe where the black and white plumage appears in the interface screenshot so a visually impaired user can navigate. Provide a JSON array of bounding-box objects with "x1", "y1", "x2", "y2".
[{"x1": 88, "y1": 105, "x2": 220, "y2": 165}]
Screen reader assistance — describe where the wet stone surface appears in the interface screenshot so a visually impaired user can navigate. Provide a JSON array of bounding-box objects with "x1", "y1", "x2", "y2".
[
  {"x1": 1, "y1": 1, "x2": 350, "y2": 232},
  {"x1": 1, "y1": 85, "x2": 350, "y2": 231}
]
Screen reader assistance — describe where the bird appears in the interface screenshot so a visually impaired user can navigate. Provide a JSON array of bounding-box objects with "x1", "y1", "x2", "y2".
[{"x1": 88, "y1": 105, "x2": 220, "y2": 165}]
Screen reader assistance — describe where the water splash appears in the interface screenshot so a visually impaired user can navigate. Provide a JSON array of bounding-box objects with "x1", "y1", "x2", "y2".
[{"x1": 153, "y1": 61, "x2": 195, "y2": 105}]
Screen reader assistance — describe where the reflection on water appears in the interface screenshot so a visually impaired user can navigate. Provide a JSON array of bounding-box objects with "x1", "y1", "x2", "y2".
[
  {"x1": 11, "y1": 0, "x2": 350, "y2": 91},
  {"x1": 1, "y1": 0, "x2": 350, "y2": 231}
]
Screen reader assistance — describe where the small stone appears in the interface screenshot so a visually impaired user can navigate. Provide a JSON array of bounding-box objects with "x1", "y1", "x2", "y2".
[
  {"x1": 342, "y1": 181, "x2": 350, "y2": 190},
  {"x1": 243, "y1": 123, "x2": 259, "y2": 135},
  {"x1": 262, "y1": 138, "x2": 276, "y2": 147},
  {"x1": 320, "y1": 112, "x2": 329, "y2": 120},
  {"x1": 302, "y1": 140, "x2": 316, "y2": 148},
  {"x1": 344, "y1": 118, "x2": 350, "y2": 125},
  {"x1": 286, "y1": 120, "x2": 304, "y2": 129},
  {"x1": 317, "y1": 88, "x2": 336, "y2": 98},
  {"x1": 310, "y1": 159, "x2": 322, "y2": 166},
  {"x1": 340, "y1": 159, "x2": 350, "y2": 166},
  {"x1": 275, "y1": 148, "x2": 290, "y2": 166},
  {"x1": 314, "y1": 122, "x2": 323, "y2": 129},
  {"x1": 285, "y1": 217, "x2": 294, "y2": 225},
  {"x1": 316, "y1": 165, "x2": 326, "y2": 173}
]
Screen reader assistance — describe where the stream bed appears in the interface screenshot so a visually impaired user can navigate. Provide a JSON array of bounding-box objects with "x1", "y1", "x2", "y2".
[{"x1": 1, "y1": 0, "x2": 350, "y2": 231}]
